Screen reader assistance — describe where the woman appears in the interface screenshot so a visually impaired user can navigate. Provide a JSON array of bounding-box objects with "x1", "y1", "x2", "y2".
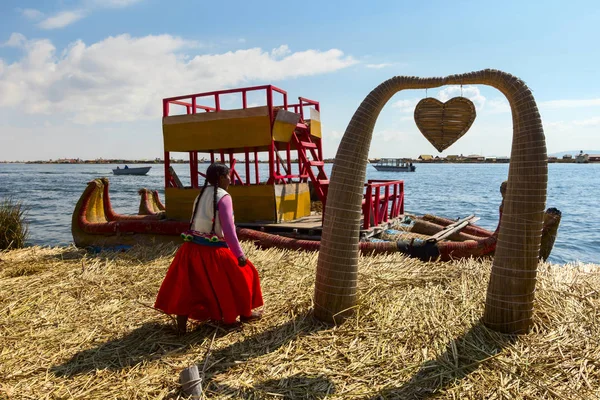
[{"x1": 154, "y1": 163, "x2": 263, "y2": 333}]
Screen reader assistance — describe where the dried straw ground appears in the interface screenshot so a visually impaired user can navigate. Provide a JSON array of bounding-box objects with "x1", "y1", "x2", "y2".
[{"x1": 1, "y1": 243, "x2": 599, "y2": 399}]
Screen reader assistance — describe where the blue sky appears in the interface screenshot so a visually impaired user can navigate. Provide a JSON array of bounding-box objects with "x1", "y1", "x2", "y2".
[{"x1": 1, "y1": 0, "x2": 599, "y2": 161}]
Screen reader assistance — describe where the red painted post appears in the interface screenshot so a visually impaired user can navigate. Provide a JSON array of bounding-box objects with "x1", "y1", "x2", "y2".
[
  {"x1": 363, "y1": 184, "x2": 373, "y2": 230},
  {"x1": 267, "y1": 87, "x2": 275, "y2": 184},
  {"x1": 229, "y1": 151, "x2": 235, "y2": 182},
  {"x1": 242, "y1": 91, "x2": 247, "y2": 109},
  {"x1": 192, "y1": 97, "x2": 197, "y2": 114},
  {"x1": 391, "y1": 183, "x2": 398, "y2": 217},
  {"x1": 383, "y1": 185, "x2": 390, "y2": 222},
  {"x1": 315, "y1": 103, "x2": 323, "y2": 161},
  {"x1": 164, "y1": 151, "x2": 170, "y2": 188},
  {"x1": 286, "y1": 142, "x2": 292, "y2": 183},
  {"x1": 245, "y1": 147, "x2": 250, "y2": 185},
  {"x1": 210, "y1": 151, "x2": 215, "y2": 164},
  {"x1": 373, "y1": 187, "x2": 381, "y2": 227},
  {"x1": 220, "y1": 150, "x2": 225, "y2": 163},
  {"x1": 254, "y1": 149, "x2": 259, "y2": 184},
  {"x1": 215, "y1": 94, "x2": 220, "y2": 111},
  {"x1": 399, "y1": 182, "x2": 404, "y2": 214},
  {"x1": 163, "y1": 100, "x2": 169, "y2": 117},
  {"x1": 189, "y1": 151, "x2": 196, "y2": 188},
  {"x1": 275, "y1": 143, "x2": 281, "y2": 178}
]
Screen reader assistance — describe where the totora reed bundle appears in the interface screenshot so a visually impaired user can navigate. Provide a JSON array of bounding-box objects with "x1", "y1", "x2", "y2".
[{"x1": 1, "y1": 243, "x2": 599, "y2": 399}]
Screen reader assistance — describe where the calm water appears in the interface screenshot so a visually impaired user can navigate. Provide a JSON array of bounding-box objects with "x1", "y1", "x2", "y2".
[{"x1": 0, "y1": 163, "x2": 598, "y2": 265}]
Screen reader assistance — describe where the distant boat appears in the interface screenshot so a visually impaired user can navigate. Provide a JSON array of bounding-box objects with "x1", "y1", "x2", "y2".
[
  {"x1": 112, "y1": 166, "x2": 151, "y2": 176},
  {"x1": 372, "y1": 158, "x2": 416, "y2": 172}
]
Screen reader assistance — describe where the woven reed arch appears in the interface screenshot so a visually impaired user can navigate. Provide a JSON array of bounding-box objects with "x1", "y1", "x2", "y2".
[{"x1": 314, "y1": 69, "x2": 547, "y2": 334}]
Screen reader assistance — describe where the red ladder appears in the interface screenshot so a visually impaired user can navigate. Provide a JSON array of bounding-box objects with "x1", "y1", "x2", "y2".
[{"x1": 292, "y1": 125, "x2": 329, "y2": 209}]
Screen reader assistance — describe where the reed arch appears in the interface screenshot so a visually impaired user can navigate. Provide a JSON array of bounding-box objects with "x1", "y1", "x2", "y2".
[{"x1": 314, "y1": 69, "x2": 547, "y2": 334}]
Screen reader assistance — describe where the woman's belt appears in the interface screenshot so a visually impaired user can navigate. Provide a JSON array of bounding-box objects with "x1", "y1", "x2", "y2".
[{"x1": 181, "y1": 230, "x2": 228, "y2": 248}]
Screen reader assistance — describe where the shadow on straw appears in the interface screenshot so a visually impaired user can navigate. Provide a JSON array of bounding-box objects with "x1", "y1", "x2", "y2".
[
  {"x1": 214, "y1": 373, "x2": 336, "y2": 399},
  {"x1": 50, "y1": 322, "x2": 231, "y2": 377},
  {"x1": 50, "y1": 310, "x2": 327, "y2": 383},
  {"x1": 371, "y1": 321, "x2": 516, "y2": 399},
  {"x1": 197, "y1": 311, "x2": 330, "y2": 396}
]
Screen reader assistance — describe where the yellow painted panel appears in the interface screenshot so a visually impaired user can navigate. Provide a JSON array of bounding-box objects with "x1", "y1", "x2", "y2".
[
  {"x1": 89, "y1": 182, "x2": 106, "y2": 223},
  {"x1": 166, "y1": 185, "x2": 277, "y2": 223},
  {"x1": 163, "y1": 107, "x2": 272, "y2": 152},
  {"x1": 309, "y1": 120, "x2": 322, "y2": 138},
  {"x1": 165, "y1": 188, "x2": 199, "y2": 221},
  {"x1": 274, "y1": 183, "x2": 311, "y2": 222},
  {"x1": 272, "y1": 110, "x2": 300, "y2": 143},
  {"x1": 309, "y1": 108, "x2": 322, "y2": 138},
  {"x1": 228, "y1": 185, "x2": 276, "y2": 223}
]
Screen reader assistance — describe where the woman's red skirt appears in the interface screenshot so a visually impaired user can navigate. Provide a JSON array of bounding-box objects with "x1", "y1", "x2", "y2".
[{"x1": 154, "y1": 242, "x2": 263, "y2": 324}]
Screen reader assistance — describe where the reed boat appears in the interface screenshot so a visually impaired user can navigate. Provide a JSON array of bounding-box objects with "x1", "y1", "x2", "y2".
[
  {"x1": 72, "y1": 176, "x2": 560, "y2": 261},
  {"x1": 72, "y1": 84, "x2": 560, "y2": 261}
]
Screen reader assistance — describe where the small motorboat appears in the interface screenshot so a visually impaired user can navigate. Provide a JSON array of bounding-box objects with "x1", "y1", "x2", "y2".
[
  {"x1": 112, "y1": 166, "x2": 152, "y2": 176},
  {"x1": 372, "y1": 158, "x2": 416, "y2": 172}
]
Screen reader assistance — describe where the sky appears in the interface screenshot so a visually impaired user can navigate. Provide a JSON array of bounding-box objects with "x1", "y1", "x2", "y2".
[{"x1": 1, "y1": 0, "x2": 599, "y2": 161}]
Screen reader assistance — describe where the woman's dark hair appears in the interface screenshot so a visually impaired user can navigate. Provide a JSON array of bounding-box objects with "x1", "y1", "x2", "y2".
[{"x1": 190, "y1": 163, "x2": 230, "y2": 233}]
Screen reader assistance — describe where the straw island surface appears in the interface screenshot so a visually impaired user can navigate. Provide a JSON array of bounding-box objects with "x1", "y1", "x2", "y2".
[{"x1": 1, "y1": 243, "x2": 599, "y2": 399}]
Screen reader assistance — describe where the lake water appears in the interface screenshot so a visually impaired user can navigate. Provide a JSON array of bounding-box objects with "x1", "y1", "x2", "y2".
[{"x1": 0, "y1": 162, "x2": 598, "y2": 265}]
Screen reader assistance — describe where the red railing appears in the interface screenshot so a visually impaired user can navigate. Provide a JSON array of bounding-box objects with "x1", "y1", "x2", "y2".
[
  {"x1": 162, "y1": 85, "x2": 288, "y2": 117},
  {"x1": 362, "y1": 180, "x2": 404, "y2": 229},
  {"x1": 163, "y1": 85, "x2": 287, "y2": 189},
  {"x1": 162, "y1": 85, "x2": 322, "y2": 189}
]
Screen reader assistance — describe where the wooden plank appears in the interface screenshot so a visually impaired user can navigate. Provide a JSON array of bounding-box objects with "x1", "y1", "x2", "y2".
[{"x1": 427, "y1": 214, "x2": 476, "y2": 242}]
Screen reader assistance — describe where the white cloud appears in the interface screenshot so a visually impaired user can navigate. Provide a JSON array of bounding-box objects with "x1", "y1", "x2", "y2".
[
  {"x1": 94, "y1": 0, "x2": 144, "y2": 7},
  {"x1": 366, "y1": 63, "x2": 392, "y2": 69},
  {"x1": 38, "y1": 10, "x2": 86, "y2": 29},
  {"x1": 391, "y1": 87, "x2": 488, "y2": 114},
  {"x1": 271, "y1": 45, "x2": 291, "y2": 58},
  {"x1": 438, "y1": 85, "x2": 486, "y2": 109},
  {"x1": 374, "y1": 129, "x2": 405, "y2": 142},
  {"x1": 329, "y1": 130, "x2": 343, "y2": 139},
  {"x1": 541, "y1": 98, "x2": 600, "y2": 109},
  {"x1": 392, "y1": 86, "x2": 488, "y2": 115},
  {"x1": 28, "y1": 0, "x2": 143, "y2": 30},
  {"x1": 391, "y1": 98, "x2": 419, "y2": 113},
  {"x1": 423, "y1": 95, "x2": 600, "y2": 115},
  {"x1": 22, "y1": 8, "x2": 44, "y2": 20},
  {"x1": 485, "y1": 98, "x2": 510, "y2": 114},
  {"x1": 574, "y1": 117, "x2": 600, "y2": 126},
  {"x1": 2, "y1": 33, "x2": 27, "y2": 47},
  {"x1": 0, "y1": 34, "x2": 357, "y2": 124}
]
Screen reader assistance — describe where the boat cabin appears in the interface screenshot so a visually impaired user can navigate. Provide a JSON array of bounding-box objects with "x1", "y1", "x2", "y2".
[{"x1": 161, "y1": 85, "x2": 404, "y2": 235}]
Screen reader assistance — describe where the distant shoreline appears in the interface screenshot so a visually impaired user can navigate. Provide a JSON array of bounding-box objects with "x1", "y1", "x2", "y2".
[{"x1": 0, "y1": 159, "x2": 597, "y2": 165}]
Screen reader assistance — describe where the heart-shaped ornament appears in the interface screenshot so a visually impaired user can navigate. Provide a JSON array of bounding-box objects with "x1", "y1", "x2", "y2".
[{"x1": 414, "y1": 97, "x2": 476, "y2": 152}]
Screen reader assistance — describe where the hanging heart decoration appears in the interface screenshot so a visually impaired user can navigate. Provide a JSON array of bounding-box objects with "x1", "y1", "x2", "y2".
[{"x1": 414, "y1": 97, "x2": 476, "y2": 152}]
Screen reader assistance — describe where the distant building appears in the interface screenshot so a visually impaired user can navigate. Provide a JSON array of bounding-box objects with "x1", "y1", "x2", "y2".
[
  {"x1": 562, "y1": 154, "x2": 573, "y2": 160},
  {"x1": 588, "y1": 154, "x2": 600, "y2": 162},
  {"x1": 496, "y1": 157, "x2": 510, "y2": 163},
  {"x1": 548, "y1": 156, "x2": 558, "y2": 163},
  {"x1": 575, "y1": 151, "x2": 589, "y2": 163},
  {"x1": 446, "y1": 155, "x2": 460, "y2": 161},
  {"x1": 466, "y1": 154, "x2": 485, "y2": 162},
  {"x1": 418, "y1": 154, "x2": 434, "y2": 161}
]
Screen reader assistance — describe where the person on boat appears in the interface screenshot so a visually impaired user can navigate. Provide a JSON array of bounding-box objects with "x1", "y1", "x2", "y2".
[
  {"x1": 124, "y1": 165, "x2": 129, "y2": 169},
  {"x1": 154, "y1": 162, "x2": 263, "y2": 334}
]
